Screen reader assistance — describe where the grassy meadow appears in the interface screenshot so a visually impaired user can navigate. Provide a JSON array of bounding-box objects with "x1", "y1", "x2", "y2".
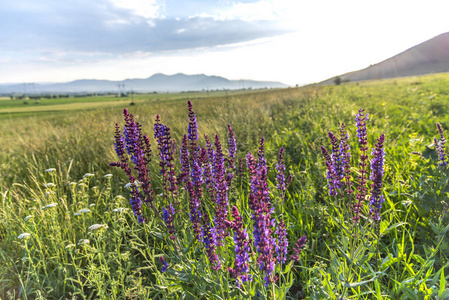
[{"x1": 1, "y1": 74, "x2": 449, "y2": 299}]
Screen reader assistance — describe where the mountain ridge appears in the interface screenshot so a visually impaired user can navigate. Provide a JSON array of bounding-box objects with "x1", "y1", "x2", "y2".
[{"x1": 0, "y1": 73, "x2": 287, "y2": 94}]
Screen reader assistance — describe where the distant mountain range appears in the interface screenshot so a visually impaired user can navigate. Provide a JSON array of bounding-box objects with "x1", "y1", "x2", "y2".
[
  {"x1": 319, "y1": 32, "x2": 449, "y2": 85},
  {"x1": 0, "y1": 73, "x2": 287, "y2": 94}
]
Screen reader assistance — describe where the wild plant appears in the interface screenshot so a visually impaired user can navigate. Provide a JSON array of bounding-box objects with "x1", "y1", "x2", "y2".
[
  {"x1": 109, "y1": 101, "x2": 307, "y2": 298},
  {"x1": 317, "y1": 109, "x2": 388, "y2": 298}
]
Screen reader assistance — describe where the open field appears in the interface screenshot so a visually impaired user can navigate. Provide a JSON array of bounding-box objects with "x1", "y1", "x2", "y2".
[
  {"x1": 0, "y1": 89, "x2": 261, "y2": 118},
  {"x1": 1, "y1": 73, "x2": 449, "y2": 299}
]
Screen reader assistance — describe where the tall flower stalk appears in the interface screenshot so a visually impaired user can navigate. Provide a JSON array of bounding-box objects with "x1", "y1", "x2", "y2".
[
  {"x1": 369, "y1": 134, "x2": 385, "y2": 221},
  {"x1": 435, "y1": 123, "x2": 447, "y2": 167},
  {"x1": 353, "y1": 109, "x2": 369, "y2": 223}
]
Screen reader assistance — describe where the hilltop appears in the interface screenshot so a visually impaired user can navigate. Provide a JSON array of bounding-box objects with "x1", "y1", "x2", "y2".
[{"x1": 320, "y1": 32, "x2": 449, "y2": 84}]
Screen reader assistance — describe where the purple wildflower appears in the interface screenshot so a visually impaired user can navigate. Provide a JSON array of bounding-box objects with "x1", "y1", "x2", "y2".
[
  {"x1": 228, "y1": 206, "x2": 252, "y2": 284},
  {"x1": 321, "y1": 146, "x2": 338, "y2": 196},
  {"x1": 353, "y1": 109, "x2": 369, "y2": 223},
  {"x1": 228, "y1": 124, "x2": 237, "y2": 169},
  {"x1": 213, "y1": 134, "x2": 229, "y2": 243},
  {"x1": 340, "y1": 123, "x2": 353, "y2": 195},
  {"x1": 249, "y1": 139, "x2": 276, "y2": 286},
  {"x1": 435, "y1": 123, "x2": 447, "y2": 167},
  {"x1": 238, "y1": 158, "x2": 245, "y2": 177},
  {"x1": 154, "y1": 116, "x2": 177, "y2": 199},
  {"x1": 276, "y1": 147, "x2": 286, "y2": 191},
  {"x1": 202, "y1": 214, "x2": 221, "y2": 270},
  {"x1": 110, "y1": 109, "x2": 154, "y2": 222},
  {"x1": 180, "y1": 134, "x2": 190, "y2": 178},
  {"x1": 187, "y1": 100, "x2": 198, "y2": 143},
  {"x1": 369, "y1": 134, "x2": 385, "y2": 221},
  {"x1": 291, "y1": 235, "x2": 307, "y2": 261},
  {"x1": 186, "y1": 180, "x2": 202, "y2": 241},
  {"x1": 275, "y1": 220, "x2": 288, "y2": 264},
  {"x1": 329, "y1": 131, "x2": 344, "y2": 191},
  {"x1": 162, "y1": 204, "x2": 176, "y2": 239},
  {"x1": 159, "y1": 257, "x2": 168, "y2": 272}
]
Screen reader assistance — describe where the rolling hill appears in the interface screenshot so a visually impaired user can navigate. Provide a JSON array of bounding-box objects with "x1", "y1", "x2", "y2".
[{"x1": 319, "y1": 32, "x2": 449, "y2": 84}]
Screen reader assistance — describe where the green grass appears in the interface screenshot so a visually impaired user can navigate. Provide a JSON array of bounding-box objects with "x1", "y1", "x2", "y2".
[{"x1": 1, "y1": 73, "x2": 449, "y2": 299}]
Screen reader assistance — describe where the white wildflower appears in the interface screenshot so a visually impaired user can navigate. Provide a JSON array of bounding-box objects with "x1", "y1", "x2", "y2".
[
  {"x1": 69, "y1": 182, "x2": 77, "y2": 186},
  {"x1": 89, "y1": 204, "x2": 95, "y2": 207},
  {"x1": 88, "y1": 224, "x2": 108, "y2": 231},
  {"x1": 45, "y1": 168, "x2": 56, "y2": 172},
  {"x1": 79, "y1": 208, "x2": 91, "y2": 213},
  {"x1": 83, "y1": 173, "x2": 94, "y2": 178},
  {"x1": 44, "y1": 191, "x2": 55, "y2": 197},
  {"x1": 65, "y1": 244, "x2": 76, "y2": 249},
  {"x1": 74, "y1": 212, "x2": 81, "y2": 216},
  {"x1": 42, "y1": 203, "x2": 58, "y2": 210},
  {"x1": 45, "y1": 183, "x2": 56, "y2": 188},
  {"x1": 124, "y1": 183, "x2": 132, "y2": 189},
  {"x1": 104, "y1": 174, "x2": 113, "y2": 178},
  {"x1": 18, "y1": 233, "x2": 31, "y2": 240},
  {"x1": 113, "y1": 207, "x2": 127, "y2": 212},
  {"x1": 77, "y1": 239, "x2": 90, "y2": 245},
  {"x1": 78, "y1": 179, "x2": 84, "y2": 183},
  {"x1": 24, "y1": 215, "x2": 34, "y2": 221}
]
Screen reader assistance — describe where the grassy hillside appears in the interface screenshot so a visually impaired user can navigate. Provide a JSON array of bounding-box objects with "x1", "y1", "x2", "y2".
[{"x1": 1, "y1": 73, "x2": 449, "y2": 299}]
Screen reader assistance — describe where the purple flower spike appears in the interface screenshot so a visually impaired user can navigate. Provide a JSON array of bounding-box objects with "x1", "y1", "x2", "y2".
[
  {"x1": 202, "y1": 214, "x2": 221, "y2": 270},
  {"x1": 275, "y1": 220, "x2": 288, "y2": 264},
  {"x1": 180, "y1": 134, "x2": 190, "y2": 177},
  {"x1": 187, "y1": 100, "x2": 198, "y2": 143},
  {"x1": 353, "y1": 109, "x2": 369, "y2": 223},
  {"x1": 321, "y1": 146, "x2": 338, "y2": 196},
  {"x1": 213, "y1": 134, "x2": 229, "y2": 243},
  {"x1": 159, "y1": 257, "x2": 168, "y2": 272},
  {"x1": 186, "y1": 180, "x2": 202, "y2": 241},
  {"x1": 228, "y1": 124, "x2": 237, "y2": 169},
  {"x1": 291, "y1": 235, "x2": 307, "y2": 261},
  {"x1": 328, "y1": 131, "x2": 344, "y2": 190},
  {"x1": 276, "y1": 147, "x2": 286, "y2": 191},
  {"x1": 162, "y1": 204, "x2": 176, "y2": 239},
  {"x1": 110, "y1": 109, "x2": 155, "y2": 222},
  {"x1": 435, "y1": 123, "x2": 447, "y2": 167},
  {"x1": 369, "y1": 134, "x2": 385, "y2": 221},
  {"x1": 154, "y1": 117, "x2": 177, "y2": 199},
  {"x1": 340, "y1": 123, "x2": 353, "y2": 195},
  {"x1": 228, "y1": 206, "x2": 252, "y2": 285}
]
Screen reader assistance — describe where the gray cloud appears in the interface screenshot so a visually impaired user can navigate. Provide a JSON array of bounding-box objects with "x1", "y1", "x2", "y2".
[{"x1": 0, "y1": 0, "x2": 287, "y2": 60}]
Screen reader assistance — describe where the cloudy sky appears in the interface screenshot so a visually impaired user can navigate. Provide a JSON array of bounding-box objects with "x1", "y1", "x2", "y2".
[{"x1": 1, "y1": 0, "x2": 449, "y2": 85}]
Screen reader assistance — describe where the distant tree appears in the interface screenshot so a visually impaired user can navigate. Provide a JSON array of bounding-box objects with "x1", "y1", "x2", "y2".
[{"x1": 334, "y1": 76, "x2": 342, "y2": 85}]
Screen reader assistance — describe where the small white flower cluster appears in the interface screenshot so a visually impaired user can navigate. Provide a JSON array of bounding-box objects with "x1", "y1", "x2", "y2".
[
  {"x1": 18, "y1": 233, "x2": 31, "y2": 240},
  {"x1": 88, "y1": 224, "x2": 108, "y2": 231},
  {"x1": 45, "y1": 168, "x2": 56, "y2": 173},
  {"x1": 113, "y1": 207, "x2": 127, "y2": 213},
  {"x1": 42, "y1": 203, "x2": 58, "y2": 210}
]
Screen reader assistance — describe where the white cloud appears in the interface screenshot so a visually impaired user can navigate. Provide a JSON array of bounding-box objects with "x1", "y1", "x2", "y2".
[{"x1": 109, "y1": 0, "x2": 161, "y2": 19}]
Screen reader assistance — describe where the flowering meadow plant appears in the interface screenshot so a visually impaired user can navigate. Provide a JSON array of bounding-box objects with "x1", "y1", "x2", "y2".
[{"x1": 110, "y1": 101, "x2": 306, "y2": 298}]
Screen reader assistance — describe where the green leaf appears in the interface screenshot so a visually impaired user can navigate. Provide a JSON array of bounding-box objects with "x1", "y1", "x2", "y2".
[
  {"x1": 380, "y1": 222, "x2": 406, "y2": 236},
  {"x1": 400, "y1": 285, "x2": 419, "y2": 300},
  {"x1": 343, "y1": 276, "x2": 377, "y2": 288},
  {"x1": 438, "y1": 267, "x2": 445, "y2": 299}
]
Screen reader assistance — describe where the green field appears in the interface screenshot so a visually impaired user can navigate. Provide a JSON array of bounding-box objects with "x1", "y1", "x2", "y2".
[{"x1": 1, "y1": 74, "x2": 449, "y2": 299}]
